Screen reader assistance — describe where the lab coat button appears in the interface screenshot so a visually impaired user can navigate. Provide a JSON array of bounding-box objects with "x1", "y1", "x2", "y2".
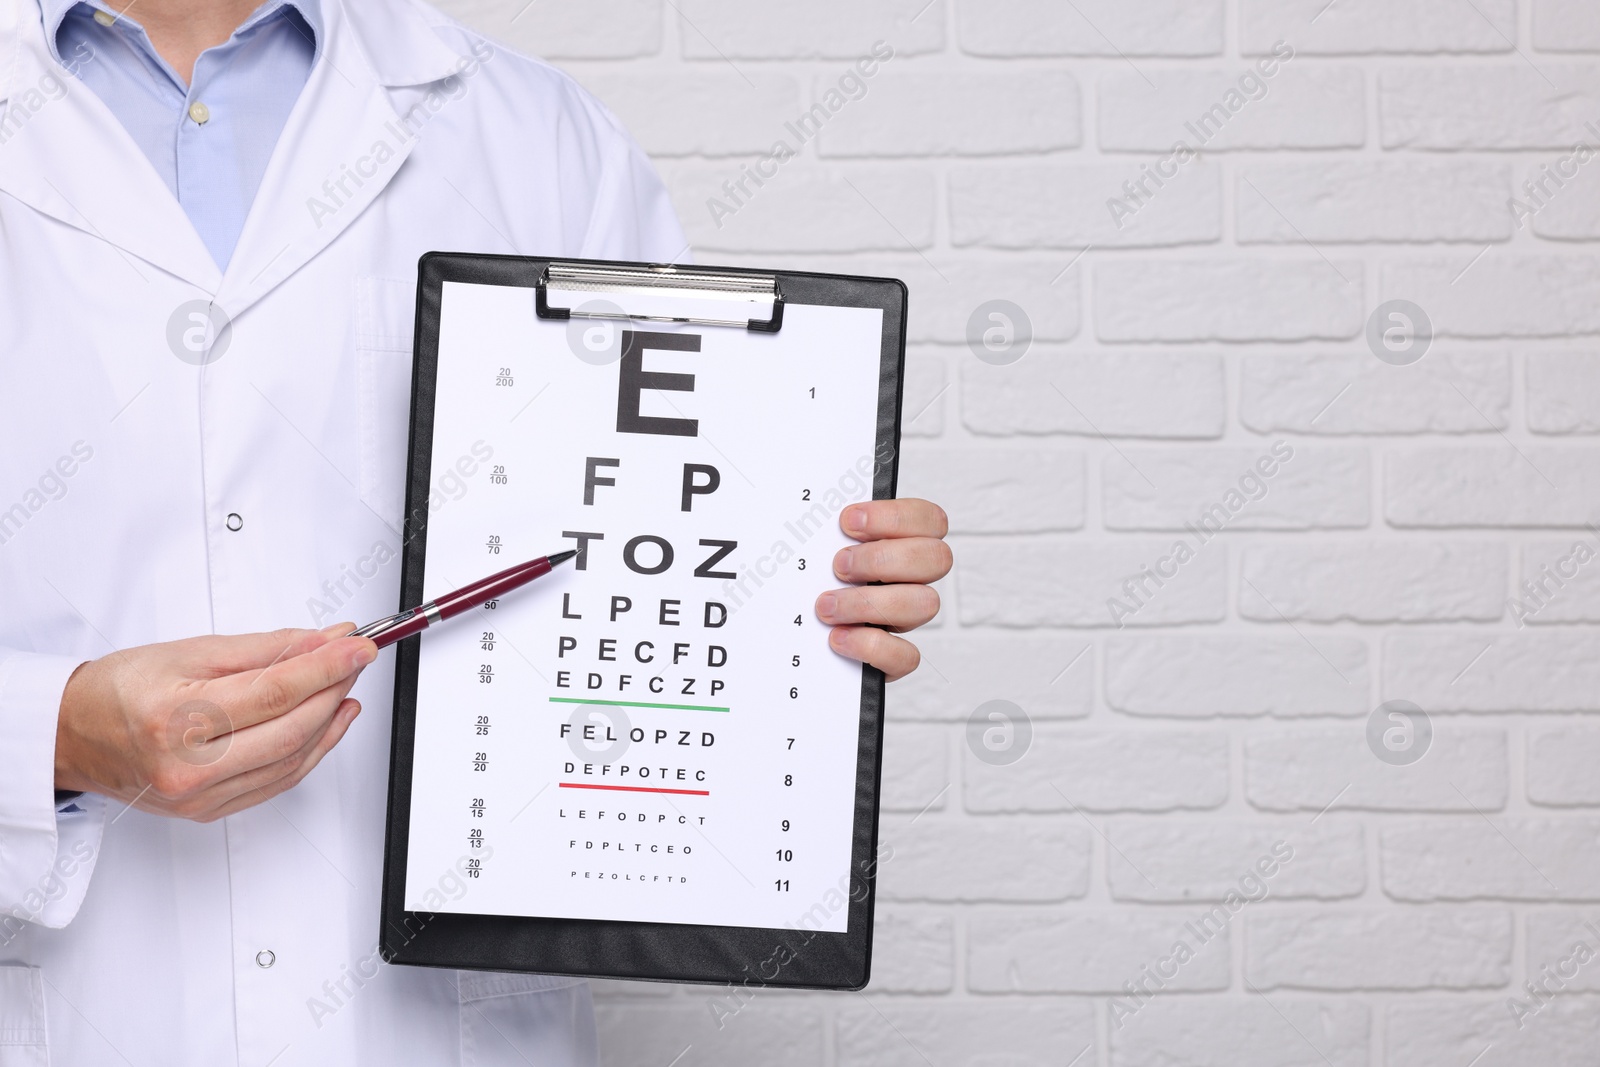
[
  {"x1": 226, "y1": 513, "x2": 243, "y2": 532},
  {"x1": 255, "y1": 949, "x2": 275, "y2": 968},
  {"x1": 188, "y1": 101, "x2": 211, "y2": 125},
  {"x1": 91, "y1": 9, "x2": 115, "y2": 26}
]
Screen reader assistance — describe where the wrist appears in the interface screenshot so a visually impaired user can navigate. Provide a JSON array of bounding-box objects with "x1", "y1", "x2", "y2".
[{"x1": 53, "y1": 659, "x2": 97, "y2": 793}]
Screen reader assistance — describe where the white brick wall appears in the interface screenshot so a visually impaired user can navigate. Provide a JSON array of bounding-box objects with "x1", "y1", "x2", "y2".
[
  {"x1": 1240, "y1": 352, "x2": 1511, "y2": 435},
  {"x1": 1388, "y1": 996, "x2": 1600, "y2": 1067},
  {"x1": 962, "y1": 354, "x2": 1226, "y2": 438},
  {"x1": 1235, "y1": 162, "x2": 1512, "y2": 244},
  {"x1": 1099, "y1": 69, "x2": 1368, "y2": 152},
  {"x1": 951, "y1": 163, "x2": 1223, "y2": 249},
  {"x1": 1107, "y1": 636, "x2": 1371, "y2": 716},
  {"x1": 1245, "y1": 908, "x2": 1513, "y2": 989},
  {"x1": 1378, "y1": 67, "x2": 1600, "y2": 149},
  {"x1": 958, "y1": 0, "x2": 1224, "y2": 58},
  {"x1": 964, "y1": 728, "x2": 1231, "y2": 812},
  {"x1": 1240, "y1": 0, "x2": 1516, "y2": 55},
  {"x1": 433, "y1": 1, "x2": 1600, "y2": 1062},
  {"x1": 1111, "y1": 998, "x2": 1370, "y2": 1067},
  {"x1": 1094, "y1": 260, "x2": 1365, "y2": 342},
  {"x1": 968, "y1": 910, "x2": 1233, "y2": 993},
  {"x1": 1528, "y1": 354, "x2": 1600, "y2": 432},
  {"x1": 823, "y1": 73, "x2": 1083, "y2": 158},
  {"x1": 1245, "y1": 730, "x2": 1509, "y2": 811}
]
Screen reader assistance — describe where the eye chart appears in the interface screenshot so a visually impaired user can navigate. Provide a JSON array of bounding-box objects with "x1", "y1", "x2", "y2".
[{"x1": 382, "y1": 256, "x2": 904, "y2": 988}]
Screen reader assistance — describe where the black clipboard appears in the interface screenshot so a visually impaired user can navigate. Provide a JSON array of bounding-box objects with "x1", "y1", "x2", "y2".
[{"x1": 379, "y1": 253, "x2": 907, "y2": 990}]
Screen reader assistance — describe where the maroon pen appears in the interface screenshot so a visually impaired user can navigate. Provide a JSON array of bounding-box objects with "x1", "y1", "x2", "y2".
[{"x1": 348, "y1": 549, "x2": 577, "y2": 648}]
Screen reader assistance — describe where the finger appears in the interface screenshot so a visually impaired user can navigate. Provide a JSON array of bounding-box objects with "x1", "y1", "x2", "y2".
[
  {"x1": 816, "y1": 584, "x2": 939, "y2": 633},
  {"x1": 841, "y1": 499, "x2": 948, "y2": 542},
  {"x1": 200, "y1": 699, "x2": 363, "y2": 821},
  {"x1": 183, "y1": 694, "x2": 350, "y2": 809},
  {"x1": 828, "y1": 626, "x2": 922, "y2": 682},
  {"x1": 835, "y1": 537, "x2": 953, "y2": 585},
  {"x1": 217, "y1": 635, "x2": 377, "y2": 732},
  {"x1": 143, "y1": 679, "x2": 352, "y2": 802},
  {"x1": 184, "y1": 624, "x2": 354, "y2": 678},
  {"x1": 206, "y1": 671, "x2": 363, "y2": 776}
]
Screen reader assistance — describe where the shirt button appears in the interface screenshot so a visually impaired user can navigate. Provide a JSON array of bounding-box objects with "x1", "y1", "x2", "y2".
[
  {"x1": 188, "y1": 101, "x2": 211, "y2": 125},
  {"x1": 226, "y1": 513, "x2": 243, "y2": 532},
  {"x1": 255, "y1": 949, "x2": 275, "y2": 968},
  {"x1": 91, "y1": 9, "x2": 115, "y2": 26}
]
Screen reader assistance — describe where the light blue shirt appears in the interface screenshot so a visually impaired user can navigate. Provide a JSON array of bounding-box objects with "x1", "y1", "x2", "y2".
[{"x1": 45, "y1": 0, "x2": 321, "y2": 269}]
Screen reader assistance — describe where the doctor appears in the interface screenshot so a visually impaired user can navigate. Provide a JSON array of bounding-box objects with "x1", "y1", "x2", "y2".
[{"x1": 0, "y1": 0, "x2": 952, "y2": 1063}]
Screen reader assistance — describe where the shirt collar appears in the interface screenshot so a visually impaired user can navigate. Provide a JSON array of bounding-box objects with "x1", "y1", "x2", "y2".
[{"x1": 41, "y1": 0, "x2": 323, "y2": 67}]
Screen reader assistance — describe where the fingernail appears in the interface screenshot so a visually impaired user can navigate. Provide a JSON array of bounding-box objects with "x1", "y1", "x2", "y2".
[
  {"x1": 817, "y1": 593, "x2": 837, "y2": 620},
  {"x1": 836, "y1": 550, "x2": 853, "y2": 578},
  {"x1": 843, "y1": 506, "x2": 867, "y2": 534},
  {"x1": 829, "y1": 627, "x2": 849, "y2": 651},
  {"x1": 354, "y1": 642, "x2": 378, "y2": 667},
  {"x1": 344, "y1": 700, "x2": 362, "y2": 722}
]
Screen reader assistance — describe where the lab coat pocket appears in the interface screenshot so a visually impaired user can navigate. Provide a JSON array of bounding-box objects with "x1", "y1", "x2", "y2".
[
  {"x1": 458, "y1": 972, "x2": 595, "y2": 1067},
  {"x1": 0, "y1": 965, "x2": 50, "y2": 1067},
  {"x1": 355, "y1": 275, "x2": 418, "y2": 534}
]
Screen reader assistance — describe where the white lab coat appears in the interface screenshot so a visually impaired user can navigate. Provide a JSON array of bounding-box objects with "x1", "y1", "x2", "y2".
[{"x1": 0, "y1": 0, "x2": 687, "y2": 1060}]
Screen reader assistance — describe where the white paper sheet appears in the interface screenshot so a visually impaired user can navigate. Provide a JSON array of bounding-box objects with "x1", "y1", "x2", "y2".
[{"x1": 402, "y1": 280, "x2": 885, "y2": 933}]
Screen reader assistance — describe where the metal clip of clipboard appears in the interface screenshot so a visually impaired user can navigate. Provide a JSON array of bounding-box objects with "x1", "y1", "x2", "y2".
[{"x1": 534, "y1": 262, "x2": 784, "y2": 333}]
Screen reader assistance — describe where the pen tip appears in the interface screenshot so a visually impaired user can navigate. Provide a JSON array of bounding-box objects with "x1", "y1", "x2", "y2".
[{"x1": 547, "y1": 549, "x2": 578, "y2": 567}]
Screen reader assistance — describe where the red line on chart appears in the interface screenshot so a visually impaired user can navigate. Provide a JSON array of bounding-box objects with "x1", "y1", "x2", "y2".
[{"x1": 559, "y1": 783, "x2": 710, "y2": 797}]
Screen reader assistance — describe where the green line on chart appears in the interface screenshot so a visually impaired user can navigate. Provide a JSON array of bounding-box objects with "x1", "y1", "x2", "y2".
[{"x1": 548, "y1": 697, "x2": 731, "y2": 713}]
